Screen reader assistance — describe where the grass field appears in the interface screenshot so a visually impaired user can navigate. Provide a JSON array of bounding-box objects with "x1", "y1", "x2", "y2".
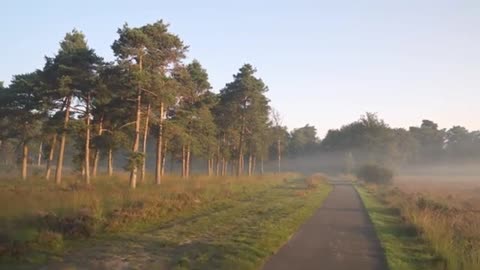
[
  {"x1": 357, "y1": 186, "x2": 442, "y2": 270},
  {"x1": 393, "y1": 175, "x2": 480, "y2": 270},
  {"x1": 358, "y1": 173, "x2": 480, "y2": 270},
  {"x1": 0, "y1": 173, "x2": 332, "y2": 269}
]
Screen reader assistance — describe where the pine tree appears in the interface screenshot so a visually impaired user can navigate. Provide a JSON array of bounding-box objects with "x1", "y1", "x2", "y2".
[
  {"x1": 112, "y1": 21, "x2": 186, "y2": 188},
  {"x1": 0, "y1": 72, "x2": 46, "y2": 180},
  {"x1": 43, "y1": 30, "x2": 102, "y2": 184},
  {"x1": 217, "y1": 64, "x2": 270, "y2": 176}
]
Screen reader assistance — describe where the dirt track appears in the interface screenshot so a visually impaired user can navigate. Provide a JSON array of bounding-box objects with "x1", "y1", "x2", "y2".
[{"x1": 262, "y1": 181, "x2": 389, "y2": 270}]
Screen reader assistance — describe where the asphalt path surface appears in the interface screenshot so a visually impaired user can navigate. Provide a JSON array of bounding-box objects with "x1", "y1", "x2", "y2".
[{"x1": 263, "y1": 180, "x2": 389, "y2": 270}]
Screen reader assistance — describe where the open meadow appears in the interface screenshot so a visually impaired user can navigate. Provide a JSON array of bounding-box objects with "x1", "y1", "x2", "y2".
[
  {"x1": 0, "y1": 173, "x2": 332, "y2": 269},
  {"x1": 360, "y1": 166, "x2": 480, "y2": 270}
]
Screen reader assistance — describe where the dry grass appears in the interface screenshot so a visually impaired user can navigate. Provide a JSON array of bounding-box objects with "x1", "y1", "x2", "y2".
[
  {"x1": 394, "y1": 175, "x2": 480, "y2": 209},
  {"x1": 0, "y1": 173, "x2": 300, "y2": 260},
  {"x1": 304, "y1": 173, "x2": 329, "y2": 189},
  {"x1": 372, "y1": 174, "x2": 480, "y2": 270},
  {"x1": 0, "y1": 173, "x2": 298, "y2": 219}
]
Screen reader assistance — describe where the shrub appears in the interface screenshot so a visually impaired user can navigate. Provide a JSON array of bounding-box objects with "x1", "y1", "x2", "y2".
[
  {"x1": 356, "y1": 164, "x2": 393, "y2": 184},
  {"x1": 37, "y1": 208, "x2": 101, "y2": 238}
]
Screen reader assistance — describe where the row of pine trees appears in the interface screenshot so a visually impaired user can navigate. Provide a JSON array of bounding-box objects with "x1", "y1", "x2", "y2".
[{"x1": 0, "y1": 20, "x2": 286, "y2": 188}]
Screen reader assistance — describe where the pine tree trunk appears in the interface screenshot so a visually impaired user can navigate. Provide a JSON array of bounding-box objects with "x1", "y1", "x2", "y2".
[
  {"x1": 37, "y1": 141, "x2": 43, "y2": 166},
  {"x1": 252, "y1": 155, "x2": 256, "y2": 175},
  {"x1": 92, "y1": 115, "x2": 104, "y2": 178},
  {"x1": 55, "y1": 95, "x2": 72, "y2": 185},
  {"x1": 84, "y1": 92, "x2": 91, "y2": 185},
  {"x1": 215, "y1": 156, "x2": 220, "y2": 176},
  {"x1": 129, "y1": 56, "x2": 143, "y2": 189},
  {"x1": 221, "y1": 158, "x2": 226, "y2": 176},
  {"x1": 248, "y1": 154, "x2": 253, "y2": 176},
  {"x1": 107, "y1": 148, "x2": 113, "y2": 177},
  {"x1": 140, "y1": 103, "x2": 151, "y2": 183},
  {"x1": 161, "y1": 139, "x2": 167, "y2": 176},
  {"x1": 45, "y1": 134, "x2": 57, "y2": 180},
  {"x1": 186, "y1": 145, "x2": 191, "y2": 178},
  {"x1": 155, "y1": 102, "x2": 164, "y2": 185},
  {"x1": 261, "y1": 157, "x2": 264, "y2": 175},
  {"x1": 129, "y1": 88, "x2": 142, "y2": 189},
  {"x1": 237, "y1": 105, "x2": 246, "y2": 176},
  {"x1": 237, "y1": 150, "x2": 243, "y2": 176},
  {"x1": 208, "y1": 159, "x2": 212, "y2": 176},
  {"x1": 22, "y1": 142, "x2": 28, "y2": 180}
]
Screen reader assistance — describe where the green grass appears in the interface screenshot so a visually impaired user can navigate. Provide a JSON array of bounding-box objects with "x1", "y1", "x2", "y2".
[
  {"x1": 1, "y1": 176, "x2": 332, "y2": 270},
  {"x1": 356, "y1": 186, "x2": 444, "y2": 270}
]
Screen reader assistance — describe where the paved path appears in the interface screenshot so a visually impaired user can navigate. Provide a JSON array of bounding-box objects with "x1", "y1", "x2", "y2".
[{"x1": 263, "y1": 181, "x2": 389, "y2": 270}]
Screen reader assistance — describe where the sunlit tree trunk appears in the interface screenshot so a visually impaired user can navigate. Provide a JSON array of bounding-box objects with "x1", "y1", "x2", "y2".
[
  {"x1": 186, "y1": 144, "x2": 191, "y2": 178},
  {"x1": 84, "y1": 92, "x2": 91, "y2": 185},
  {"x1": 248, "y1": 154, "x2": 253, "y2": 176},
  {"x1": 45, "y1": 134, "x2": 57, "y2": 180},
  {"x1": 155, "y1": 102, "x2": 164, "y2": 185},
  {"x1": 181, "y1": 144, "x2": 186, "y2": 178},
  {"x1": 37, "y1": 141, "x2": 43, "y2": 166},
  {"x1": 107, "y1": 148, "x2": 113, "y2": 177},
  {"x1": 140, "y1": 103, "x2": 151, "y2": 183},
  {"x1": 129, "y1": 56, "x2": 143, "y2": 189},
  {"x1": 208, "y1": 159, "x2": 213, "y2": 176},
  {"x1": 92, "y1": 114, "x2": 104, "y2": 178},
  {"x1": 55, "y1": 95, "x2": 72, "y2": 185},
  {"x1": 237, "y1": 150, "x2": 243, "y2": 176},
  {"x1": 221, "y1": 158, "x2": 226, "y2": 176},
  {"x1": 22, "y1": 142, "x2": 28, "y2": 180},
  {"x1": 215, "y1": 156, "x2": 220, "y2": 176},
  {"x1": 129, "y1": 90, "x2": 142, "y2": 188}
]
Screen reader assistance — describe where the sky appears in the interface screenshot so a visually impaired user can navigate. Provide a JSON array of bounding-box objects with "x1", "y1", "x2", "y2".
[{"x1": 1, "y1": 0, "x2": 479, "y2": 137}]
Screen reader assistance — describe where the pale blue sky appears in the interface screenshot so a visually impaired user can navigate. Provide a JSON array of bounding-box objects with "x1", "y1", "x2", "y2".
[{"x1": 2, "y1": 0, "x2": 479, "y2": 137}]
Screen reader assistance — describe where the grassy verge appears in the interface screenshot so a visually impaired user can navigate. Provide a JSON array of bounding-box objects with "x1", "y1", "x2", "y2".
[
  {"x1": 1, "y1": 174, "x2": 331, "y2": 269},
  {"x1": 356, "y1": 185, "x2": 443, "y2": 270}
]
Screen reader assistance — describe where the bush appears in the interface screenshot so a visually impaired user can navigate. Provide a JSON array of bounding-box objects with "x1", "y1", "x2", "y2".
[{"x1": 356, "y1": 164, "x2": 393, "y2": 184}]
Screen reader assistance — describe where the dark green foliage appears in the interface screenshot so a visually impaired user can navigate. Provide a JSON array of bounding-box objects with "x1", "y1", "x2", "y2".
[
  {"x1": 216, "y1": 64, "x2": 271, "y2": 174},
  {"x1": 288, "y1": 124, "x2": 319, "y2": 157},
  {"x1": 356, "y1": 164, "x2": 394, "y2": 184},
  {"x1": 125, "y1": 152, "x2": 145, "y2": 171}
]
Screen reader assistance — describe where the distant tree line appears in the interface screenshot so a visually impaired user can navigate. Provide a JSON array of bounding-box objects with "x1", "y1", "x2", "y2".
[{"x1": 320, "y1": 113, "x2": 480, "y2": 168}]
